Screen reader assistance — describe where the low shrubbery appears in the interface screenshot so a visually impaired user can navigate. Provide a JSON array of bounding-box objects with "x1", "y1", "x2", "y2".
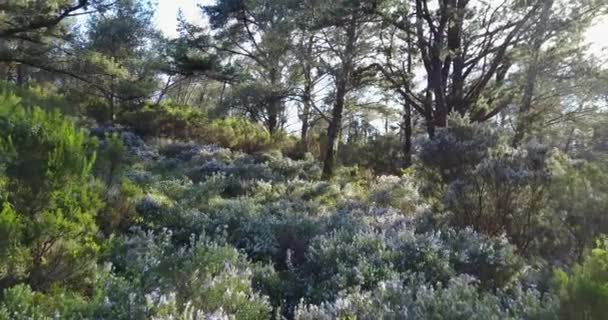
[
  {"x1": 2, "y1": 98, "x2": 608, "y2": 319},
  {"x1": 118, "y1": 102, "x2": 206, "y2": 139},
  {"x1": 119, "y1": 102, "x2": 296, "y2": 154}
]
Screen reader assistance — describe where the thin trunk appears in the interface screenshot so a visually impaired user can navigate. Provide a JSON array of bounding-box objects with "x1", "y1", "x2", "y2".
[
  {"x1": 563, "y1": 126, "x2": 577, "y2": 154},
  {"x1": 300, "y1": 34, "x2": 315, "y2": 150},
  {"x1": 403, "y1": 29, "x2": 414, "y2": 167},
  {"x1": 322, "y1": 77, "x2": 347, "y2": 180},
  {"x1": 16, "y1": 63, "x2": 24, "y2": 87},
  {"x1": 322, "y1": 19, "x2": 357, "y2": 180},
  {"x1": 384, "y1": 116, "x2": 389, "y2": 134},
  {"x1": 403, "y1": 102, "x2": 413, "y2": 167},
  {"x1": 300, "y1": 78, "x2": 312, "y2": 149},
  {"x1": 424, "y1": 87, "x2": 436, "y2": 139},
  {"x1": 300, "y1": 98, "x2": 310, "y2": 151},
  {"x1": 267, "y1": 68, "x2": 281, "y2": 134},
  {"x1": 219, "y1": 81, "x2": 227, "y2": 107},
  {"x1": 155, "y1": 76, "x2": 173, "y2": 106}
]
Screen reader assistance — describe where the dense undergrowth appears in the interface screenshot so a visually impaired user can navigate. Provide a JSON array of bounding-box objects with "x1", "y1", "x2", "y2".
[{"x1": 1, "y1": 91, "x2": 608, "y2": 319}]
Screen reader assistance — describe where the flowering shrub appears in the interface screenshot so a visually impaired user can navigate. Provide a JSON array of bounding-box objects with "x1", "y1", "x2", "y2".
[
  {"x1": 3, "y1": 101, "x2": 603, "y2": 319},
  {"x1": 295, "y1": 274, "x2": 558, "y2": 320},
  {"x1": 106, "y1": 229, "x2": 273, "y2": 319},
  {"x1": 368, "y1": 174, "x2": 425, "y2": 214},
  {"x1": 417, "y1": 117, "x2": 562, "y2": 255}
]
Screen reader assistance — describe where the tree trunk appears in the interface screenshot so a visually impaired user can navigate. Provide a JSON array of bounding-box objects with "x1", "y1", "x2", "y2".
[
  {"x1": 267, "y1": 100, "x2": 279, "y2": 135},
  {"x1": 403, "y1": 102, "x2": 413, "y2": 167},
  {"x1": 300, "y1": 34, "x2": 315, "y2": 151},
  {"x1": 322, "y1": 77, "x2": 347, "y2": 180},
  {"x1": 448, "y1": 0, "x2": 467, "y2": 114},
  {"x1": 300, "y1": 75, "x2": 312, "y2": 151},
  {"x1": 322, "y1": 19, "x2": 357, "y2": 180},
  {"x1": 16, "y1": 63, "x2": 25, "y2": 87},
  {"x1": 403, "y1": 31, "x2": 414, "y2": 167},
  {"x1": 266, "y1": 68, "x2": 282, "y2": 135},
  {"x1": 423, "y1": 88, "x2": 436, "y2": 139},
  {"x1": 300, "y1": 99, "x2": 310, "y2": 152}
]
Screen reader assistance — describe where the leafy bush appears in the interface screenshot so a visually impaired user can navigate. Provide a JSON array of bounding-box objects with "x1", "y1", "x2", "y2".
[
  {"x1": 120, "y1": 103, "x2": 295, "y2": 154},
  {"x1": 0, "y1": 94, "x2": 102, "y2": 291},
  {"x1": 368, "y1": 174, "x2": 425, "y2": 214},
  {"x1": 418, "y1": 117, "x2": 559, "y2": 255},
  {"x1": 201, "y1": 117, "x2": 296, "y2": 153},
  {"x1": 442, "y1": 142, "x2": 553, "y2": 251},
  {"x1": 555, "y1": 237, "x2": 608, "y2": 320},
  {"x1": 419, "y1": 115, "x2": 501, "y2": 184},
  {"x1": 0, "y1": 284, "x2": 91, "y2": 320},
  {"x1": 119, "y1": 102, "x2": 207, "y2": 139},
  {"x1": 549, "y1": 159, "x2": 608, "y2": 257}
]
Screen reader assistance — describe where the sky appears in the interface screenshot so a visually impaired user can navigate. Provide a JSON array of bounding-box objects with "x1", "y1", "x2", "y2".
[
  {"x1": 155, "y1": 0, "x2": 210, "y2": 38},
  {"x1": 155, "y1": 0, "x2": 608, "y2": 56}
]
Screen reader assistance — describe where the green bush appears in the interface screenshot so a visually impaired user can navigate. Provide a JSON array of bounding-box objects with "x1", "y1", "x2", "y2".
[
  {"x1": 120, "y1": 104, "x2": 295, "y2": 153},
  {"x1": 0, "y1": 81, "x2": 77, "y2": 116},
  {"x1": 555, "y1": 237, "x2": 608, "y2": 320},
  {"x1": 0, "y1": 93, "x2": 102, "y2": 291},
  {"x1": 118, "y1": 102, "x2": 207, "y2": 139},
  {"x1": 0, "y1": 284, "x2": 91, "y2": 320},
  {"x1": 201, "y1": 117, "x2": 296, "y2": 153},
  {"x1": 549, "y1": 158, "x2": 608, "y2": 257}
]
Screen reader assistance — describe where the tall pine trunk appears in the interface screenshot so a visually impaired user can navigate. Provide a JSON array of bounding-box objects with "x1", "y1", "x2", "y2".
[
  {"x1": 322, "y1": 77, "x2": 347, "y2": 180},
  {"x1": 322, "y1": 19, "x2": 357, "y2": 179}
]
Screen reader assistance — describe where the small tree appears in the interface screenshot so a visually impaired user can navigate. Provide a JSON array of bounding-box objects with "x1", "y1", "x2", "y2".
[
  {"x1": 555, "y1": 237, "x2": 608, "y2": 320},
  {"x1": 0, "y1": 94, "x2": 102, "y2": 291}
]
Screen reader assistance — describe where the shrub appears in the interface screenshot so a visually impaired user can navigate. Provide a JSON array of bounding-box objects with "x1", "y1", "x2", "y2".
[
  {"x1": 368, "y1": 175, "x2": 425, "y2": 214},
  {"x1": 442, "y1": 142, "x2": 553, "y2": 251},
  {"x1": 555, "y1": 237, "x2": 608, "y2": 320},
  {"x1": 201, "y1": 117, "x2": 279, "y2": 153},
  {"x1": 107, "y1": 229, "x2": 273, "y2": 319},
  {"x1": 0, "y1": 284, "x2": 91, "y2": 320},
  {"x1": 419, "y1": 115, "x2": 501, "y2": 184},
  {"x1": 118, "y1": 102, "x2": 206, "y2": 139},
  {"x1": 295, "y1": 275, "x2": 558, "y2": 320},
  {"x1": 418, "y1": 117, "x2": 557, "y2": 255},
  {"x1": 0, "y1": 94, "x2": 102, "y2": 291},
  {"x1": 549, "y1": 159, "x2": 608, "y2": 258}
]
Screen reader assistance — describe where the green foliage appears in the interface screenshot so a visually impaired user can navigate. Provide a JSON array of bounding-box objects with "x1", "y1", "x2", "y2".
[
  {"x1": 0, "y1": 284, "x2": 89, "y2": 320},
  {"x1": 120, "y1": 104, "x2": 294, "y2": 153},
  {"x1": 555, "y1": 238, "x2": 608, "y2": 320},
  {"x1": 549, "y1": 158, "x2": 608, "y2": 256},
  {"x1": 339, "y1": 134, "x2": 404, "y2": 175},
  {"x1": 0, "y1": 81, "x2": 74, "y2": 115},
  {"x1": 119, "y1": 102, "x2": 207, "y2": 139},
  {"x1": 0, "y1": 93, "x2": 102, "y2": 291},
  {"x1": 202, "y1": 117, "x2": 294, "y2": 153}
]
